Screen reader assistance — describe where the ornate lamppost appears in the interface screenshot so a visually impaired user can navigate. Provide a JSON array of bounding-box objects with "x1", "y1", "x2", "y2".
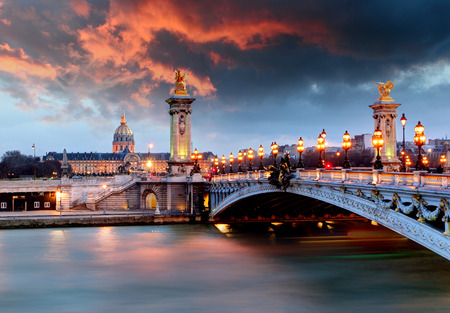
[
  {"x1": 271, "y1": 142, "x2": 278, "y2": 166},
  {"x1": 190, "y1": 148, "x2": 202, "y2": 173},
  {"x1": 297, "y1": 137, "x2": 305, "y2": 168},
  {"x1": 32, "y1": 143, "x2": 36, "y2": 180},
  {"x1": 414, "y1": 121, "x2": 426, "y2": 170},
  {"x1": 405, "y1": 155, "x2": 412, "y2": 169},
  {"x1": 423, "y1": 156, "x2": 429, "y2": 171},
  {"x1": 214, "y1": 157, "x2": 219, "y2": 175},
  {"x1": 439, "y1": 154, "x2": 447, "y2": 173},
  {"x1": 258, "y1": 145, "x2": 264, "y2": 170},
  {"x1": 238, "y1": 150, "x2": 243, "y2": 172},
  {"x1": 321, "y1": 129, "x2": 326, "y2": 165},
  {"x1": 400, "y1": 113, "x2": 407, "y2": 172},
  {"x1": 317, "y1": 134, "x2": 325, "y2": 168},
  {"x1": 221, "y1": 155, "x2": 226, "y2": 174},
  {"x1": 248, "y1": 148, "x2": 254, "y2": 171},
  {"x1": 342, "y1": 130, "x2": 352, "y2": 169},
  {"x1": 372, "y1": 128, "x2": 384, "y2": 170},
  {"x1": 229, "y1": 153, "x2": 234, "y2": 173}
]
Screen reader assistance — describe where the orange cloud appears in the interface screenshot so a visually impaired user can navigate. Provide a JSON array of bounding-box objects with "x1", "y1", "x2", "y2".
[
  {"x1": 0, "y1": 43, "x2": 57, "y2": 79},
  {"x1": 70, "y1": 0, "x2": 90, "y2": 19}
]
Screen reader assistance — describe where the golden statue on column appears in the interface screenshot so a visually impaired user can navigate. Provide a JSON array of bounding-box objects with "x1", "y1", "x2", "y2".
[
  {"x1": 174, "y1": 69, "x2": 190, "y2": 96},
  {"x1": 375, "y1": 80, "x2": 394, "y2": 101}
]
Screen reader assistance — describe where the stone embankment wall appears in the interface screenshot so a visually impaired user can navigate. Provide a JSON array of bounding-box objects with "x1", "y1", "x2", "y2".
[{"x1": 0, "y1": 215, "x2": 201, "y2": 229}]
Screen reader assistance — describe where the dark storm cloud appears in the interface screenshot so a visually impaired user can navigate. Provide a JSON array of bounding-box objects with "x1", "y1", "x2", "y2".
[{"x1": 0, "y1": 0, "x2": 450, "y2": 154}]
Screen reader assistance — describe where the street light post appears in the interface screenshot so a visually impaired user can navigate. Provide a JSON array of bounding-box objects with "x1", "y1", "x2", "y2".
[
  {"x1": 238, "y1": 151, "x2": 243, "y2": 172},
  {"x1": 258, "y1": 145, "x2": 264, "y2": 170},
  {"x1": 372, "y1": 128, "x2": 384, "y2": 170},
  {"x1": 297, "y1": 137, "x2": 305, "y2": 169},
  {"x1": 229, "y1": 153, "x2": 234, "y2": 173},
  {"x1": 271, "y1": 142, "x2": 278, "y2": 167},
  {"x1": 102, "y1": 184, "x2": 107, "y2": 214},
  {"x1": 32, "y1": 143, "x2": 36, "y2": 180},
  {"x1": 317, "y1": 134, "x2": 325, "y2": 168},
  {"x1": 190, "y1": 148, "x2": 202, "y2": 173},
  {"x1": 221, "y1": 155, "x2": 226, "y2": 174},
  {"x1": 342, "y1": 130, "x2": 352, "y2": 169},
  {"x1": 214, "y1": 157, "x2": 219, "y2": 175},
  {"x1": 248, "y1": 148, "x2": 254, "y2": 171},
  {"x1": 400, "y1": 114, "x2": 407, "y2": 172},
  {"x1": 414, "y1": 121, "x2": 426, "y2": 171},
  {"x1": 321, "y1": 129, "x2": 327, "y2": 166}
]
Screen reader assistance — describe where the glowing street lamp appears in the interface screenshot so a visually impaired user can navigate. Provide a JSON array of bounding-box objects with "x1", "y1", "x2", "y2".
[
  {"x1": 317, "y1": 134, "x2": 325, "y2": 168},
  {"x1": 214, "y1": 157, "x2": 219, "y2": 174},
  {"x1": 405, "y1": 155, "x2": 412, "y2": 168},
  {"x1": 297, "y1": 137, "x2": 305, "y2": 168},
  {"x1": 238, "y1": 151, "x2": 243, "y2": 172},
  {"x1": 414, "y1": 121, "x2": 426, "y2": 170},
  {"x1": 372, "y1": 127, "x2": 384, "y2": 170},
  {"x1": 271, "y1": 142, "x2": 278, "y2": 166},
  {"x1": 248, "y1": 148, "x2": 254, "y2": 171},
  {"x1": 258, "y1": 145, "x2": 264, "y2": 170},
  {"x1": 440, "y1": 154, "x2": 447, "y2": 173},
  {"x1": 400, "y1": 113, "x2": 407, "y2": 172},
  {"x1": 190, "y1": 148, "x2": 202, "y2": 173},
  {"x1": 342, "y1": 130, "x2": 352, "y2": 169},
  {"x1": 221, "y1": 155, "x2": 226, "y2": 174},
  {"x1": 229, "y1": 153, "x2": 234, "y2": 173}
]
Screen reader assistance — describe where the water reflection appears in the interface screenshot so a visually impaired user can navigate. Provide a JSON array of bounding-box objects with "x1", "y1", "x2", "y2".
[
  {"x1": 0, "y1": 225, "x2": 448, "y2": 313},
  {"x1": 44, "y1": 230, "x2": 68, "y2": 262}
]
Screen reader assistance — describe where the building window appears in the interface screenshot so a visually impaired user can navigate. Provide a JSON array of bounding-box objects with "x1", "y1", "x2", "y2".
[
  {"x1": 34, "y1": 201, "x2": 40, "y2": 209},
  {"x1": 1, "y1": 202, "x2": 6, "y2": 209},
  {"x1": 44, "y1": 202, "x2": 50, "y2": 208}
]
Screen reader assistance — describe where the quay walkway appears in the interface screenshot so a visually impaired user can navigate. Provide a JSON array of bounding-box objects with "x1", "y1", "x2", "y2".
[{"x1": 0, "y1": 210, "x2": 201, "y2": 229}]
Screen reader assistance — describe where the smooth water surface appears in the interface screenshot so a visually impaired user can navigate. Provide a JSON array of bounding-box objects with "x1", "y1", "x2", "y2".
[{"x1": 0, "y1": 225, "x2": 449, "y2": 313}]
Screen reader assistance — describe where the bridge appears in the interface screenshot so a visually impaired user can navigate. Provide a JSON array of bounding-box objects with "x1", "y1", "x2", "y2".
[{"x1": 209, "y1": 168, "x2": 450, "y2": 260}]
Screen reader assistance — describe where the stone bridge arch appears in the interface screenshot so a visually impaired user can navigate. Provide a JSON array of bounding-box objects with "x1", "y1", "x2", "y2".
[
  {"x1": 210, "y1": 183, "x2": 450, "y2": 261},
  {"x1": 141, "y1": 185, "x2": 163, "y2": 212}
]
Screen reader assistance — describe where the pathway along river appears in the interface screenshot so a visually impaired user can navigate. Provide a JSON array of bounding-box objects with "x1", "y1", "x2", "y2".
[{"x1": 0, "y1": 223, "x2": 449, "y2": 313}]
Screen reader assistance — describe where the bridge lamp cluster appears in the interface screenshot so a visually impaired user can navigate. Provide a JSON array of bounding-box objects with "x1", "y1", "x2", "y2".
[
  {"x1": 405, "y1": 155, "x2": 412, "y2": 167},
  {"x1": 400, "y1": 113, "x2": 407, "y2": 172},
  {"x1": 317, "y1": 132, "x2": 326, "y2": 168},
  {"x1": 271, "y1": 142, "x2": 279, "y2": 166},
  {"x1": 372, "y1": 128, "x2": 384, "y2": 170},
  {"x1": 213, "y1": 157, "x2": 219, "y2": 174},
  {"x1": 229, "y1": 153, "x2": 234, "y2": 173},
  {"x1": 238, "y1": 151, "x2": 243, "y2": 172},
  {"x1": 190, "y1": 148, "x2": 202, "y2": 173},
  {"x1": 221, "y1": 155, "x2": 226, "y2": 174},
  {"x1": 248, "y1": 148, "x2": 254, "y2": 171},
  {"x1": 342, "y1": 130, "x2": 352, "y2": 169},
  {"x1": 258, "y1": 145, "x2": 264, "y2": 170},
  {"x1": 297, "y1": 137, "x2": 305, "y2": 169},
  {"x1": 414, "y1": 121, "x2": 427, "y2": 171}
]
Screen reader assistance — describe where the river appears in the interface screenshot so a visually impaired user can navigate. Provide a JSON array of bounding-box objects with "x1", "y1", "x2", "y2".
[{"x1": 0, "y1": 224, "x2": 449, "y2": 313}]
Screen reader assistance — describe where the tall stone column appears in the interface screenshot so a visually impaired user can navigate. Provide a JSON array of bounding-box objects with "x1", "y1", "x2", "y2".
[
  {"x1": 166, "y1": 69, "x2": 196, "y2": 175},
  {"x1": 370, "y1": 80, "x2": 401, "y2": 171}
]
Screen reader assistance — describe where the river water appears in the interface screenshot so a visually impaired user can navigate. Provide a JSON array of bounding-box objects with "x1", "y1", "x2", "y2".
[{"x1": 0, "y1": 224, "x2": 449, "y2": 313}]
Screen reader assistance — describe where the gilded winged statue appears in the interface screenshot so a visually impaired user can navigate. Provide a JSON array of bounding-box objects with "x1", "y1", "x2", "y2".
[
  {"x1": 174, "y1": 69, "x2": 189, "y2": 96},
  {"x1": 375, "y1": 80, "x2": 394, "y2": 100}
]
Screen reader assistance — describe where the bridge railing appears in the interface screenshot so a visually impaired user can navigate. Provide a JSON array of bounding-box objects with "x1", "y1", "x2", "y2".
[{"x1": 212, "y1": 169, "x2": 450, "y2": 189}]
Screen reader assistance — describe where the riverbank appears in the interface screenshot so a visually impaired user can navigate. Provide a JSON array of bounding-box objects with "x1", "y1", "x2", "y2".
[{"x1": 0, "y1": 210, "x2": 202, "y2": 229}]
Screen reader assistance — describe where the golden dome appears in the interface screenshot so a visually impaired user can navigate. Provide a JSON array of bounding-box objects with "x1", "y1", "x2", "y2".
[{"x1": 114, "y1": 112, "x2": 133, "y2": 136}]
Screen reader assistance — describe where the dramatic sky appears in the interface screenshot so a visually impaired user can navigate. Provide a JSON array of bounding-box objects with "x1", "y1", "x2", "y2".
[{"x1": 1, "y1": 0, "x2": 450, "y2": 158}]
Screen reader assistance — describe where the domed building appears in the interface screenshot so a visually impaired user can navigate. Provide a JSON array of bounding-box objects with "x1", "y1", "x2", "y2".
[{"x1": 112, "y1": 112, "x2": 135, "y2": 153}]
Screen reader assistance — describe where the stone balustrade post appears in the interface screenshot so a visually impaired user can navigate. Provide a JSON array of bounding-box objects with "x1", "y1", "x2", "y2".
[
  {"x1": 372, "y1": 169, "x2": 382, "y2": 184},
  {"x1": 315, "y1": 168, "x2": 322, "y2": 181},
  {"x1": 341, "y1": 169, "x2": 349, "y2": 182}
]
